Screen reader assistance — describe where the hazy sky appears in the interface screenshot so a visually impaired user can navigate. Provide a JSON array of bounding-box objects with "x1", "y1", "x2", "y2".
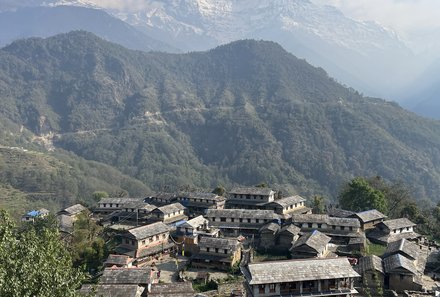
[{"x1": 312, "y1": 0, "x2": 440, "y2": 52}]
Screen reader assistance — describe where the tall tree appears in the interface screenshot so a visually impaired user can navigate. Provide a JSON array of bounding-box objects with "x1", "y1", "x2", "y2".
[
  {"x1": 311, "y1": 195, "x2": 326, "y2": 214},
  {"x1": 339, "y1": 177, "x2": 388, "y2": 214},
  {"x1": 0, "y1": 210, "x2": 84, "y2": 297}
]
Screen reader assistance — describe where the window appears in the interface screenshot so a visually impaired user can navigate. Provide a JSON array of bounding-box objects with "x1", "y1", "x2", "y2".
[
  {"x1": 224, "y1": 249, "x2": 228, "y2": 254},
  {"x1": 231, "y1": 218, "x2": 235, "y2": 222},
  {"x1": 349, "y1": 227, "x2": 353, "y2": 231},
  {"x1": 110, "y1": 203, "x2": 113, "y2": 207},
  {"x1": 308, "y1": 223, "x2": 313, "y2": 228},
  {"x1": 142, "y1": 240, "x2": 146, "y2": 245},
  {"x1": 394, "y1": 229, "x2": 397, "y2": 233},
  {"x1": 400, "y1": 274, "x2": 405, "y2": 280},
  {"x1": 207, "y1": 247, "x2": 210, "y2": 252},
  {"x1": 215, "y1": 248, "x2": 219, "y2": 253},
  {"x1": 317, "y1": 224, "x2": 322, "y2": 228},
  {"x1": 259, "y1": 285, "x2": 265, "y2": 294},
  {"x1": 407, "y1": 227, "x2": 410, "y2": 231},
  {"x1": 269, "y1": 284, "x2": 276, "y2": 293},
  {"x1": 149, "y1": 237, "x2": 153, "y2": 242},
  {"x1": 162, "y1": 234, "x2": 166, "y2": 239},
  {"x1": 239, "y1": 218, "x2": 243, "y2": 223},
  {"x1": 341, "y1": 226, "x2": 345, "y2": 231},
  {"x1": 295, "y1": 203, "x2": 297, "y2": 207},
  {"x1": 247, "y1": 218, "x2": 251, "y2": 223},
  {"x1": 221, "y1": 217, "x2": 226, "y2": 222},
  {"x1": 125, "y1": 239, "x2": 129, "y2": 244},
  {"x1": 332, "y1": 225, "x2": 336, "y2": 230},
  {"x1": 256, "y1": 219, "x2": 259, "y2": 223}
]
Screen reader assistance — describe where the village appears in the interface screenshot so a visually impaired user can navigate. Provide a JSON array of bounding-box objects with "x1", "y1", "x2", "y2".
[{"x1": 22, "y1": 186, "x2": 440, "y2": 297}]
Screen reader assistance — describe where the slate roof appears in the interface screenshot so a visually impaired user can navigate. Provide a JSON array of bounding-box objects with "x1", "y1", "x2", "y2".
[
  {"x1": 353, "y1": 209, "x2": 387, "y2": 223},
  {"x1": 279, "y1": 224, "x2": 301, "y2": 235},
  {"x1": 270, "y1": 195, "x2": 306, "y2": 207},
  {"x1": 99, "y1": 268, "x2": 151, "y2": 285},
  {"x1": 205, "y1": 209, "x2": 279, "y2": 220},
  {"x1": 149, "y1": 282, "x2": 195, "y2": 297},
  {"x1": 105, "y1": 254, "x2": 133, "y2": 266},
  {"x1": 79, "y1": 284, "x2": 144, "y2": 297},
  {"x1": 355, "y1": 255, "x2": 384, "y2": 274},
  {"x1": 291, "y1": 230, "x2": 331, "y2": 253},
  {"x1": 381, "y1": 218, "x2": 416, "y2": 230},
  {"x1": 291, "y1": 214, "x2": 360, "y2": 227},
  {"x1": 199, "y1": 236, "x2": 240, "y2": 250},
  {"x1": 179, "y1": 192, "x2": 226, "y2": 201},
  {"x1": 180, "y1": 215, "x2": 208, "y2": 229},
  {"x1": 100, "y1": 198, "x2": 144, "y2": 205},
  {"x1": 229, "y1": 186, "x2": 274, "y2": 196},
  {"x1": 155, "y1": 203, "x2": 186, "y2": 215},
  {"x1": 383, "y1": 254, "x2": 418, "y2": 275},
  {"x1": 60, "y1": 204, "x2": 87, "y2": 215},
  {"x1": 384, "y1": 238, "x2": 420, "y2": 260},
  {"x1": 244, "y1": 258, "x2": 360, "y2": 285},
  {"x1": 123, "y1": 201, "x2": 156, "y2": 212},
  {"x1": 147, "y1": 192, "x2": 177, "y2": 200},
  {"x1": 259, "y1": 222, "x2": 281, "y2": 233},
  {"x1": 327, "y1": 208, "x2": 355, "y2": 218},
  {"x1": 125, "y1": 222, "x2": 170, "y2": 240}
]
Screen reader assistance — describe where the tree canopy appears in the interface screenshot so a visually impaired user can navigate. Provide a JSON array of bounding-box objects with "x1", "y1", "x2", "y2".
[
  {"x1": 339, "y1": 177, "x2": 388, "y2": 214},
  {"x1": 0, "y1": 210, "x2": 84, "y2": 297}
]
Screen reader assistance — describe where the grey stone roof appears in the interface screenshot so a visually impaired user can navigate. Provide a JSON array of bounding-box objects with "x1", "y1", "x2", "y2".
[
  {"x1": 383, "y1": 254, "x2": 418, "y2": 275},
  {"x1": 355, "y1": 255, "x2": 384, "y2": 274},
  {"x1": 105, "y1": 254, "x2": 132, "y2": 266},
  {"x1": 123, "y1": 201, "x2": 156, "y2": 211},
  {"x1": 100, "y1": 198, "x2": 144, "y2": 205},
  {"x1": 199, "y1": 236, "x2": 240, "y2": 250},
  {"x1": 270, "y1": 195, "x2": 306, "y2": 207},
  {"x1": 179, "y1": 192, "x2": 226, "y2": 201},
  {"x1": 181, "y1": 215, "x2": 208, "y2": 229},
  {"x1": 279, "y1": 224, "x2": 301, "y2": 235},
  {"x1": 384, "y1": 238, "x2": 420, "y2": 260},
  {"x1": 79, "y1": 284, "x2": 144, "y2": 297},
  {"x1": 381, "y1": 218, "x2": 416, "y2": 230},
  {"x1": 205, "y1": 209, "x2": 278, "y2": 220},
  {"x1": 259, "y1": 222, "x2": 281, "y2": 233},
  {"x1": 244, "y1": 258, "x2": 360, "y2": 285},
  {"x1": 291, "y1": 214, "x2": 360, "y2": 227},
  {"x1": 291, "y1": 230, "x2": 331, "y2": 253},
  {"x1": 327, "y1": 208, "x2": 355, "y2": 218},
  {"x1": 146, "y1": 192, "x2": 178, "y2": 201},
  {"x1": 125, "y1": 222, "x2": 170, "y2": 240},
  {"x1": 155, "y1": 202, "x2": 186, "y2": 215},
  {"x1": 149, "y1": 282, "x2": 195, "y2": 297},
  {"x1": 60, "y1": 204, "x2": 87, "y2": 215},
  {"x1": 353, "y1": 209, "x2": 387, "y2": 223},
  {"x1": 229, "y1": 186, "x2": 274, "y2": 196},
  {"x1": 99, "y1": 268, "x2": 151, "y2": 285}
]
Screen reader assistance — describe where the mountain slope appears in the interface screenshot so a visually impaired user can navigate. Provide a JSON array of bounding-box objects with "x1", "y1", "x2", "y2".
[
  {"x1": 0, "y1": 6, "x2": 177, "y2": 52},
  {"x1": 1, "y1": 32, "x2": 440, "y2": 202}
]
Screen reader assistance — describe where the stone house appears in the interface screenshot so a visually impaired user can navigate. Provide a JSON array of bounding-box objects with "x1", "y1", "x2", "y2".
[
  {"x1": 259, "y1": 222, "x2": 281, "y2": 251},
  {"x1": 176, "y1": 192, "x2": 226, "y2": 217},
  {"x1": 191, "y1": 236, "x2": 242, "y2": 271},
  {"x1": 290, "y1": 230, "x2": 331, "y2": 259},
  {"x1": 144, "y1": 192, "x2": 178, "y2": 206},
  {"x1": 95, "y1": 198, "x2": 145, "y2": 214},
  {"x1": 174, "y1": 215, "x2": 219, "y2": 255},
  {"x1": 383, "y1": 254, "x2": 423, "y2": 292},
  {"x1": 57, "y1": 203, "x2": 87, "y2": 219},
  {"x1": 265, "y1": 195, "x2": 311, "y2": 215},
  {"x1": 104, "y1": 254, "x2": 134, "y2": 268},
  {"x1": 21, "y1": 208, "x2": 50, "y2": 222},
  {"x1": 115, "y1": 222, "x2": 175, "y2": 264},
  {"x1": 205, "y1": 209, "x2": 279, "y2": 237},
  {"x1": 276, "y1": 224, "x2": 301, "y2": 251},
  {"x1": 151, "y1": 202, "x2": 187, "y2": 224},
  {"x1": 349, "y1": 209, "x2": 387, "y2": 230},
  {"x1": 367, "y1": 218, "x2": 419, "y2": 245},
  {"x1": 226, "y1": 187, "x2": 276, "y2": 209},
  {"x1": 242, "y1": 257, "x2": 360, "y2": 297},
  {"x1": 354, "y1": 255, "x2": 385, "y2": 294},
  {"x1": 290, "y1": 214, "x2": 361, "y2": 244}
]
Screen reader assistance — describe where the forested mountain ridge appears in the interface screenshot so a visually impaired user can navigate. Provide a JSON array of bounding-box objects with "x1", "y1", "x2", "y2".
[{"x1": 1, "y1": 31, "x2": 440, "y2": 203}]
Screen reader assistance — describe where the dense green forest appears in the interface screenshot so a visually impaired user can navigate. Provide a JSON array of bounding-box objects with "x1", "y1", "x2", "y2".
[{"x1": 1, "y1": 31, "x2": 440, "y2": 212}]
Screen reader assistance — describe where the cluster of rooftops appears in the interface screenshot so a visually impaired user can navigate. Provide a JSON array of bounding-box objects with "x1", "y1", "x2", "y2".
[{"x1": 22, "y1": 186, "x2": 440, "y2": 297}]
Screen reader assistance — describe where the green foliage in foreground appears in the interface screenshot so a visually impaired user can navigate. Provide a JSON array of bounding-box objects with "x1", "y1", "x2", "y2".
[
  {"x1": 0, "y1": 210, "x2": 84, "y2": 297},
  {"x1": 365, "y1": 243, "x2": 386, "y2": 257}
]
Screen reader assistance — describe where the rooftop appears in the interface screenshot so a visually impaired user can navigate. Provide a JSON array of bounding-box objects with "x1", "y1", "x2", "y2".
[
  {"x1": 291, "y1": 214, "x2": 360, "y2": 227},
  {"x1": 155, "y1": 202, "x2": 186, "y2": 215},
  {"x1": 59, "y1": 203, "x2": 87, "y2": 215},
  {"x1": 79, "y1": 284, "x2": 144, "y2": 297},
  {"x1": 99, "y1": 268, "x2": 151, "y2": 285},
  {"x1": 99, "y1": 198, "x2": 144, "y2": 205},
  {"x1": 179, "y1": 192, "x2": 226, "y2": 201},
  {"x1": 205, "y1": 209, "x2": 279, "y2": 220},
  {"x1": 125, "y1": 222, "x2": 170, "y2": 240},
  {"x1": 352, "y1": 209, "x2": 387, "y2": 223},
  {"x1": 244, "y1": 258, "x2": 360, "y2": 285},
  {"x1": 105, "y1": 254, "x2": 133, "y2": 266},
  {"x1": 384, "y1": 238, "x2": 420, "y2": 260},
  {"x1": 259, "y1": 222, "x2": 281, "y2": 233},
  {"x1": 229, "y1": 186, "x2": 274, "y2": 196},
  {"x1": 291, "y1": 230, "x2": 331, "y2": 253},
  {"x1": 199, "y1": 236, "x2": 240, "y2": 250},
  {"x1": 354, "y1": 255, "x2": 384, "y2": 274},
  {"x1": 381, "y1": 218, "x2": 416, "y2": 230},
  {"x1": 383, "y1": 254, "x2": 418, "y2": 275},
  {"x1": 181, "y1": 215, "x2": 208, "y2": 229},
  {"x1": 279, "y1": 224, "x2": 301, "y2": 235},
  {"x1": 149, "y1": 282, "x2": 195, "y2": 297},
  {"x1": 146, "y1": 192, "x2": 178, "y2": 201},
  {"x1": 25, "y1": 208, "x2": 49, "y2": 217},
  {"x1": 270, "y1": 195, "x2": 306, "y2": 207}
]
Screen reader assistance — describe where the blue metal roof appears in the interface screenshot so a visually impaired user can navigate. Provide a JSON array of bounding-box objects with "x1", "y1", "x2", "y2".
[{"x1": 26, "y1": 210, "x2": 40, "y2": 217}]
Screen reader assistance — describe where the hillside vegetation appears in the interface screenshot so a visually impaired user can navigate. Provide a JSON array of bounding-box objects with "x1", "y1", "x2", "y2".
[{"x1": 1, "y1": 31, "x2": 440, "y2": 203}]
